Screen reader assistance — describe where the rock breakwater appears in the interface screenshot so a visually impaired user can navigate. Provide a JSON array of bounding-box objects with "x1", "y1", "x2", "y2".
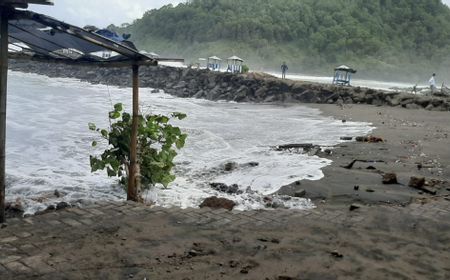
[{"x1": 9, "y1": 60, "x2": 450, "y2": 111}]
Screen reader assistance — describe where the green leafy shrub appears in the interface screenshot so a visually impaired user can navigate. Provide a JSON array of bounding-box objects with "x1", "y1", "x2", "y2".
[
  {"x1": 241, "y1": 64, "x2": 249, "y2": 73},
  {"x1": 89, "y1": 103, "x2": 187, "y2": 191}
]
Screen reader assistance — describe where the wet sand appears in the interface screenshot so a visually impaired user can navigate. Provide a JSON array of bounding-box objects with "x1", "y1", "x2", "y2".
[{"x1": 279, "y1": 103, "x2": 450, "y2": 206}]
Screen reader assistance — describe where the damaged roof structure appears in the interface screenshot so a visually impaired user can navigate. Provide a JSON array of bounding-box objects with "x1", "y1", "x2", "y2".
[
  {"x1": 1, "y1": 0, "x2": 157, "y2": 222},
  {"x1": 7, "y1": 7, "x2": 156, "y2": 65}
]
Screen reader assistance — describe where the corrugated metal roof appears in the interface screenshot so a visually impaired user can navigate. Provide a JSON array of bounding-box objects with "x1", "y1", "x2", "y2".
[{"x1": 6, "y1": 9, "x2": 157, "y2": 66}]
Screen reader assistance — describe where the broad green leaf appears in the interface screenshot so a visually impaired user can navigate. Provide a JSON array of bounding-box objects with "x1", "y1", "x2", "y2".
[
  {"x1": 88, "y1": 123, "x2": 96, "y2": 131},
  {"x1": 175, "y1": 139, "x2": 185, "y2": 149},
  {"x1": 122, "y1": 113, "x2": 131, "y2": 122},
  {"x1": 109, "y1": 111, "x2": 121, "y2": 119},
  {"x1": 157, "y1": 116, "x2": 169, "y2": 124},
  {"x1": 114, "y1": 103, "x2": 123, "y2": 112},
  {"x1": 101, "y1": 129, "x2": 108, "y2": 137},
  {"x1": 172, "y1": 112, "x2": 187, "y2": 120}
]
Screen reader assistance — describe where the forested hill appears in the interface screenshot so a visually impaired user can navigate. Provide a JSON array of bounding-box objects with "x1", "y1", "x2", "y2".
[{"x1": 112, "y1": 0, "x2": 450, "y2": 80}]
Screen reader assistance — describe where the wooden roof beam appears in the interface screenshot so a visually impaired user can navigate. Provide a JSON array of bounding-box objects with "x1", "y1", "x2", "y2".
[
  {"x1": 9, "y1": 52, "x2": 157, "y2": 67},
  {"x1": 0, "y1": 0, "x2": 53, "y2": 9},
  {"x1": 1, "y1": 0, "x2": 53, "y2": 6}
]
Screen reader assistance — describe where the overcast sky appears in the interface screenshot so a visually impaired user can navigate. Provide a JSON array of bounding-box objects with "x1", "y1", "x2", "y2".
[
  {"x1": 30, "y1": 0, "x2": 185, "y2": 28},
  {"x1": 30, "y1": 0, "x2": 450, "y2": 28}
]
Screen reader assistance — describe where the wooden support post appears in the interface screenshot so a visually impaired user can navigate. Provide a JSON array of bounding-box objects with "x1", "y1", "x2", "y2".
[
  {"x1": 0, "y1": 8, "x2": 9, "y2": 223},
  {"x1": 127, "y1": 64, "x2": 139, "y2": 201}
]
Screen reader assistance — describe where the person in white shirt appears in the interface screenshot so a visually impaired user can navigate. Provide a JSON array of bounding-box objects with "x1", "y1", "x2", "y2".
[{"x1": 429, "y1": 73, "x2": 437, "y2": 93}]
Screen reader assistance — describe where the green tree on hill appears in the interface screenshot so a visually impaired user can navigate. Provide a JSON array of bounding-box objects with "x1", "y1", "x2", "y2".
[{"x1": 111, "y1": 0, "x2": 450, "y2": 80}]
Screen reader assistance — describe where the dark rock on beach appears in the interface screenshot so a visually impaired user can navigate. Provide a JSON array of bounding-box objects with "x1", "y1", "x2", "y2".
[
  {"x1": 243, "y1": 161, "x2": 259, "y2": 167},
  {"x1": 294, "y1": 189, "x2": 306, "y2": 198},
  {"x1": 35, "y1": 202, "x2": 71, "y2": 215},
  {"x1": 210, "y1": 183, "x2": 242, "y2": 194},
  {"x1": 275, "y1": 143, "x2": 322, "y2": 156},
  {"x1": 4, "y1": 201, "x2": 24, "y2": 218},
  {"x1": 56, "y1": 201, "x2": 71, "y2": 210},
  {"x1": 349, "y1": 203, "x2": 362, "y2": 211},
  {"x1": 408, "y1": 177, "x2": 437, "y2": 194},
  {"x1": 223, "y1": 162, "x2": 238, "y2": 171},
  {"x1": 35, "y1": 205, "x2": 56, "y2": 216},
  {"x1": 382, "y1": 173, "x2": 398, "y2": 184},
  {"x1": 199, "y1": 196, "x2": 236, "y2": 210},
  {"x1": 408, "y1": 177, "x2": 426, "y2": 189}
]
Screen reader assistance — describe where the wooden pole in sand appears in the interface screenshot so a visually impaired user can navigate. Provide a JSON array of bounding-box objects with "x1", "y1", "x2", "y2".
[
  {"x1": 0, "y1": 8, "x2": 9, "y2": 223},
  {"x1": 127, "y1": 64, "x2": 139, "y2": 201}
]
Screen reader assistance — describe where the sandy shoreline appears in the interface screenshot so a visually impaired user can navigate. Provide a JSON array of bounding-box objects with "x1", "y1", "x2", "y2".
[{"x1": 279, "y1": 103, "x2": 450, "y2": 207}]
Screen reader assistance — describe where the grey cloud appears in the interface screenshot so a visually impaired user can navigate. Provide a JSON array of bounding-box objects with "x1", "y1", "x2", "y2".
[{"x1": 29, "y1": 0, "x2": 184, "y2": 28}]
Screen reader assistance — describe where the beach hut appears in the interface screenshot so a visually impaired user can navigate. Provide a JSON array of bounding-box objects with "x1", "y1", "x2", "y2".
[
  {"x1": 226, "y1": 55, "x2": 244, "y2": 73},
  {"x1": 197, "y1": 58, "x2": 207, "y2": 69},
  {"x1": 332, "y1": 65, "x2": 357, "y2": 86},
  {"x1": 207, "y1": 56, "x2": 221, "y2": 71}
]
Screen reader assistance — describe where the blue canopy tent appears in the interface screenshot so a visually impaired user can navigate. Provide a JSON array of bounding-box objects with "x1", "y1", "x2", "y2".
[{"x1": 0, "y1": 0, "x2": 157, "y2": 222}]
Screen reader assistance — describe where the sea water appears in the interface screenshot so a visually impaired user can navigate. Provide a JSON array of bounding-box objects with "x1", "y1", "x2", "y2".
[
  {"x1": 6, "y1": 71, "x2": 373, "y2": 214},
  {"x1": 267, "y1": 72, "x2": 424, "y2": 91}
]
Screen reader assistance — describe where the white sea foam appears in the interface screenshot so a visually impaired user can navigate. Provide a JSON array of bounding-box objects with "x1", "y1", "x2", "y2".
[
  {"x1": 6, "y1": 71, "x2": 374, "y2": 214},
  {"x1": 267, "y1": 72, "x2": 424, "y2": 91}
]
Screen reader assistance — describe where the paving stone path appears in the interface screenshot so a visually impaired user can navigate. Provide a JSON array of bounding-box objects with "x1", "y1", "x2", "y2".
[{"x1": 1, "y1": 199, "x2": 449, "y2": 279}]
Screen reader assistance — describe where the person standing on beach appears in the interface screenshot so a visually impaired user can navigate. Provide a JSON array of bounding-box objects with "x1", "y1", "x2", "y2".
[
  {"x1": 281, "y1": 62, "x2": 288, "y2": 79},
  {"x1": 429, "y1": 73, "x2": 437, "y2": 93}
]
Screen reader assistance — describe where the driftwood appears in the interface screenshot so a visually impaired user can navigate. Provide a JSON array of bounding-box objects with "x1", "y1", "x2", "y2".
[
  {"x1": 275, "y1": 143, "x2": 318, "y2": 151},
  {"x1": 408, "y1": 177, "x2": 437, "y2": 195},
  {"x1": 342, "y1": 159, "x2": 385, "y2": 169},
  {"x1": 355, "y1": 136, "x2": 384, "y2": 143}
]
